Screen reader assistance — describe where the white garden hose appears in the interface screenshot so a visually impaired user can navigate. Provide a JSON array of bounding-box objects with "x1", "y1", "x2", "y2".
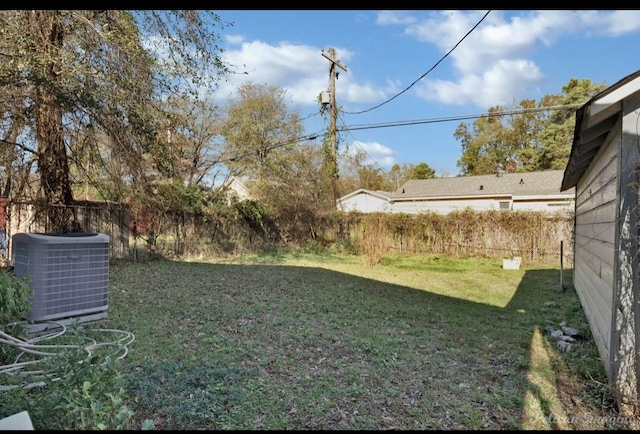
[{"x1": 0, "y1": 321, "x2": 135, "y2": 391}]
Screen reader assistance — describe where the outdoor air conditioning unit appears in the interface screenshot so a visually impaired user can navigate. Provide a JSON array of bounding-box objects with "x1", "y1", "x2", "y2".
[{"x1": 12, "y1": 232, "x2": 110, "y2": 322}]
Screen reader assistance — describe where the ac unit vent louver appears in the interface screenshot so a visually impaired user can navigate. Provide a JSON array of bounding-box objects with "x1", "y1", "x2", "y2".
[{"x1": 12, "y1": 232, "x2": 110, "y2": 322}]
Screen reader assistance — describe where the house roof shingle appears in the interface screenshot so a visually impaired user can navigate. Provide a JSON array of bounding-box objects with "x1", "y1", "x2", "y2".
[{"x1": 391, "y1": 170, "x2": 574, "y2": 200}]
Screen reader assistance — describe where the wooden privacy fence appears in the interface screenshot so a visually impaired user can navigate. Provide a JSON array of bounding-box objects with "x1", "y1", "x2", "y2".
[{"x1": 4, "y1": 200, "x2": 130, "y2": 261}]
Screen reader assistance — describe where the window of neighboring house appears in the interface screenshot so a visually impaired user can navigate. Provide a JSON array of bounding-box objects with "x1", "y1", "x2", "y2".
[{"x1": 499, "y1": 201, "x2": 511, "y2": 210}]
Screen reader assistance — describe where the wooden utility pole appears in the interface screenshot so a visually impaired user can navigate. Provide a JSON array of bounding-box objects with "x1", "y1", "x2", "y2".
[{"x1": 321, "y1": 48, "x2": 347, "y2": 204}]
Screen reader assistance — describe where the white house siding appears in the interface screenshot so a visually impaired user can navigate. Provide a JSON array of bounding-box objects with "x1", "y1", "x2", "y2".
[
  {"x1": 573, "y1": 129, "x2": 619, "y2": 378},
  {"x1": 390, "y1": 196, "x2": 573, "y2": 215},
  {"x1": 390, "y1": 197, "x2": 505, "y2": 214},
  {"x1": 512, "y1": 201, "x2": 547, "y2": 211},
  {"x1": 227, "y1": 178, "x2": 250, "y2": 201},
  {"x1": 338, "y1": 192, "x2": 390, "y2": 213},
  {"x1": 512, "y1": 197, "x2": 574, "y2": 212}
]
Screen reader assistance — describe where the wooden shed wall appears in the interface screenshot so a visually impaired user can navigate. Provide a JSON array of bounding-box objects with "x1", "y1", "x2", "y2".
[
  {"x1": 611, "y1": 99, "x2": 640, "y2": 411},
  {"x1": 573, "y1": 128, "x2": 619, "y2": 377}
]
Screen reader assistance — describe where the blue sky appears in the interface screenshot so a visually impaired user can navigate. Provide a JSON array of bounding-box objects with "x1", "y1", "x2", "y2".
[{"x1": 209, "y1": 10, "x2": 640, "y2": 177}]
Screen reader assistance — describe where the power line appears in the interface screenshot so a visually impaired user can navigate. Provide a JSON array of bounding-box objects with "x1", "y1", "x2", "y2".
[
  {"x1": 297, "y1": 110, "x2": 323, "y2": 124},
  {"x1": 219, "y1": 103, "x2": 581, "y2": 166},
  {"x1": 335, "y1": 103, "x2": 580, "y2": 176},
  {"x1": 343, "y1": 10, "x2": 492, "y2": 116},
  {"x1": 219, "y1": 107, "x2": 325, "y2": 165},
  {"x1": 219, "y1": 129, "x2": 324, "y2": 165},
  {"x1": 340, "y1": 104, "x2": 581, "y2": 132},
  {"x1": 337, "y1": 111, "x2": 390, "y2": 176}
]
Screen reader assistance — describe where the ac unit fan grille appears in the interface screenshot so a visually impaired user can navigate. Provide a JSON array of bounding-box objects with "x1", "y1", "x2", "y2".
[{"x1": 12, "y1": 233, "x2": 110, "y2": 322}]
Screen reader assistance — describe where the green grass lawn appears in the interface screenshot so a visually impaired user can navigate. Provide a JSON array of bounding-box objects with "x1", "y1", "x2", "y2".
[{"x1": 104, "y1": 253, "x2": 624, "y2": 430}]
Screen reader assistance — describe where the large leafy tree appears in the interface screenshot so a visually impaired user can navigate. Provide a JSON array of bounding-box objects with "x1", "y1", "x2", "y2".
[
  {"x1": 455, "y1": 78, "x2": 606, "y2": 176},
  {"x1": 536, "y1": 78, "x2": 606, "y2": 170},
  {"x1": 385, "y1": 162, "x2": 435, "y2": 190},
  {"x1": 0, "y1": 81, "x2": 33, "y2": 199},
  {"x1": 408, "y1": 162, "x2": 436, "y2": 180},
  {"x1": 252, "y1": 140, "x2": 334, "y2": 243},
  {"x1": 337, "y1": 147, "x2": 391, "y2": 194},
  {"x1": 338, "y1": 156, "x2": 438, "y2": 196},
  {"x1": 221, "y1": 82, "x2": 303, "y2": 182},
  {"x1": 0, "y1": 10, "x2": 230, "y2": 231},
  {"x1": 153, "y1": 96, "x2": 225, "y2": 189},
  {"x1": 220, "y1": 81, "x2": 333, "y2": 242},
  {"x1": 455, "y1": 106, "x2": 520, "y2": 176}
]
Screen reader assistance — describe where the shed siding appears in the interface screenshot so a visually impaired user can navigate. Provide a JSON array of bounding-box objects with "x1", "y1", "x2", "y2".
[
  {"x1": 573, "y1": 130, "x2": 618, "y2": 376},
  {"x1": 574, "y1": 260, "x2": 611, "y2": 364},
  {"x1": 574, "y1": 233, "x2": 614, "y2": 282},
  {"x1": 562, "y1": 72, "x2": 640, "y2": 415},
  {"x1": 611, "y1": 102, "x2": 640, "y2": 410}
]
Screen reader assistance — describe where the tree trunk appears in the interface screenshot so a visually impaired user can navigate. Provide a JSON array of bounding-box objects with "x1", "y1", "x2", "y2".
[{"x1": 33, "y1": 11, "x2": 81, "y2": 232}]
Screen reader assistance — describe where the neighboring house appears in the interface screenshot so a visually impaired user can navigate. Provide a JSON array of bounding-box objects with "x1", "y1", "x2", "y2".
[
  {"x1": 561, "y1": 69, "x2": 640, "y2": 415},
  {"x1": 336, "y1": 189, "x2": 391, "y2": 213},
  {"x1": 391, "y1": 170, "x2": 573, "y2": 214},
  {"x1": 222, "y1": 176, "x2": 252, "y2": 204},
  {"x1": 337, "y1": 170, "x2": 574, "y2": 214}
]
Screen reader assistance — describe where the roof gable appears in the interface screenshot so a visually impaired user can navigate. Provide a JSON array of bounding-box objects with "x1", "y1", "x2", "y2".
[
  {"x1": 222, "y1": 176, "x2": 252, "y2": 200},
  {"x1": 338, "y1": 189, "x2": 391, "y2": 202},
  {"x1": 562, "y1": 69, "x2": 640, "y2": 190}
]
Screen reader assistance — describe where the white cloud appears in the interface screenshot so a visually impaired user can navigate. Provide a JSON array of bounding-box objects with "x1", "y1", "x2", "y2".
[
  {"x1": 343, "y1": 81, "x2": 390, "y2": 104},
  {"x1": 347, "y1": 140, "x2": 397, "y2": 168},
  {"x1": 224, "y1": 34, "x2": 245, "y2": 45},
  {"x1": 214, "y1": 40, "x2": 390, "y2": 107},
  {"x1": 381, "y1": 10, "x2": 640, "y2": 108},
  {"x1": 214, "y1": 40, "x2": 329, "y2": 105},
  {"x1": 375, "y1": 10, "x2": 418, "y2": 26},
  {"x1": 416, "y1": 59, "x2": 544, "y2": 107},
  {"x1": 210, "y1": 10, "x2": 640, "y2": 113},
  {"x1": 589, "y1": 10, "x2": 640, "y2": 36}
]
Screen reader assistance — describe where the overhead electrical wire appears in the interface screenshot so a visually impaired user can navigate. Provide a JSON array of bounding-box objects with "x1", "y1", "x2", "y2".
[
  {"x1": 337, "y1": 111, "x2": 390, "y2": 176},
  {"x1": 253, "y1": 10, "x2": 492, "y2": 147},
  {"x1": 216, "y1": 9, "x2": 585, "y2": 170},
  {"x1": 340, "y1": 104, "x2": 582, "y2": 132},
  {"x1": 219, "y1": 129, "x2": 325, "y2": 165},
  {"x1": 333, "y1": 104, "x2": 583, "y2": 182},
  {"x1": 218, "y1": 106, "x2": 325, "y2": 165},
  {"x1": 343, "y1": 10, "x2": 492, "y2": 116},
  {"x1": 221, "y1": 103, "x2": 582, "y2": 166}
]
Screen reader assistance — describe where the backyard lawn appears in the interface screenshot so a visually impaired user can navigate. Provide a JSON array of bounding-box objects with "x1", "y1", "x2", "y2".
[{"x1": 103, "y1": 252, "x2": 626, "y2": 430}]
